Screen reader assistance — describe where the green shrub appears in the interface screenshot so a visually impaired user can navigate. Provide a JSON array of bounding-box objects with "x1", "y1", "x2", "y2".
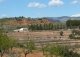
[
  {"x1": 69, "y1": 34, "x2": 75, "y2": 39},
  {"x1": 60, "y1": 31, "x2": 63, "y2": 36}
]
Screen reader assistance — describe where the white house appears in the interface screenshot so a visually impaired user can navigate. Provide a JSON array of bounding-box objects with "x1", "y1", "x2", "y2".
[{"x1": 14, "y1": 28, "x2": 28, "y2": 32}]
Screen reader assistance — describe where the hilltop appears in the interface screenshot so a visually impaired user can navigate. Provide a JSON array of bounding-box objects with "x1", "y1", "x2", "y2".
[
  {"x1": 1, "y1": 16, "x2": 80, "y2": 25},
  {"x1": 0, "y1": 17, "x2": 56, "y2": 31}
]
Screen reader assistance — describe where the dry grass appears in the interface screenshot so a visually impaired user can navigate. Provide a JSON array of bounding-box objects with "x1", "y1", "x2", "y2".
[{"x1": 7, "y1": 30, "x2": 71, "y2": 40}]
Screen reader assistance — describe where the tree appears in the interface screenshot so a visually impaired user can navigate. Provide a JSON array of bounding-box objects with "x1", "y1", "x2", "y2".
[
  {"x1": 0, "y1": 30, "x2": 17, "y2": 57},
  {"x1": 9, "y1": 38, "x2": 18, "y2": 51},
  {"x1": 22, "y1": 48, "x2": 29, "y2": 57},
  {"x1": 18, "y1": 43, "x2": 29, "y2": 57},
  {"x1": 27, "y1": 40, "x2": 36, "y2": 53},
  {"x1": 66, "y1": 20, "x2": 80, "y2": 29},
  {"x1": 40, "y1": 42, "x2": 45, "y2": 55},
  {"x1": 0, "y1": 30, "x2": 9, "y2": 57},
  {"x1": 60, "y1": 31, "x2": 63, "y2": 36},
  {"x1": 19, "y1": 38, "x2": 36, "y2": 57},
  {"x1": 0, "y1": 30, "x2": 19, "y2": 57}
]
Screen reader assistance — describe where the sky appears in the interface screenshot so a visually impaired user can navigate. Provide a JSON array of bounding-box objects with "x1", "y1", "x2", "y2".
[{"x1": 0, "y1": 0, "x2": 80, "y2": 18}]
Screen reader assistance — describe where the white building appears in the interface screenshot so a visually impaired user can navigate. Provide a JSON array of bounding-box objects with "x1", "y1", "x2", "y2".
[{"x1": 14, "y1": 28, "x2": 28, "y2": 32}]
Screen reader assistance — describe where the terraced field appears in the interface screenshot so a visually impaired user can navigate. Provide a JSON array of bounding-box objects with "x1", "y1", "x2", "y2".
[
  {"x1": 2, "y1": 30, "x2": 80, "y2": 57},
  {"x1": 7, "y1": 30, "x2": 71, "y2": 40}
]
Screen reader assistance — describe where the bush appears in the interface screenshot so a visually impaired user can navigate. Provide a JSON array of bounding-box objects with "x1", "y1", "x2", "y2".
[
  {"x1": 72, "y1": 30, "x2": 80, "y2": 35},
  {"x1": 69, "y1": 34, "x2": 75, "y2": 39},
  {"x1": 60, "y1": 31, "x2": 63, "y2": 36}
]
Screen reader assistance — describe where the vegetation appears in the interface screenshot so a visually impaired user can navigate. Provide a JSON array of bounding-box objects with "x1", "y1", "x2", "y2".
[
  {"x1": 0, "y1": 29, "x2": 80, "y2": 57},
  {"x1": 0, "y1": 17, "x2": 80, "y2": 57},
  {"x1": 27, "y1": 40, "x2": 36, "y2": 53},
  {"x1": 69, "y1": 34, "x2": 75, "y2": 39},
  {"x1": 66, "y1": 20, "x2": 80, "y2": 29},
  {"x1": 18, "y1": 38, "x2": 36, "y2": 57},
  {"x1": 0, "y1": 30, "x2": 18, "y2": 57},
  {"x1": 43, "y1": 43, "x2": 80, "y2": 57},
  {"x1": 60, "y1": 31, "x2": 63, "y2": 36},
  {"x1": 69, "y1": 30, "x2": 80, "y2": 39},
  {"x1": 28, "y1": 23, "x2": 66, "y2": 31}
]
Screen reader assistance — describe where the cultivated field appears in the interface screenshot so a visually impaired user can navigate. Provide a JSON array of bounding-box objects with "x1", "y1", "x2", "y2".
[
  {"x1": 4, "y1": 30, "x2": 80, "y2": 57},
  {"x1": 7, "y1": 30, "x2": 71, "y2": 40}
]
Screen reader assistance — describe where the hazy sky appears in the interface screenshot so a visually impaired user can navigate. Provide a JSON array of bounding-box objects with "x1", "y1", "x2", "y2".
[{"x1": 0, "y1": 0, "x2": 80, "y2": 18}]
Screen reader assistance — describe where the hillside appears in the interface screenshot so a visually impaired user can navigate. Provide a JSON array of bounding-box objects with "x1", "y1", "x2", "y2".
[
  {"x1": 1, "y1": 16, "x2": 80, "y2": 25},
  {"x1": 0, "y1": 18, "x2": 54, "y2": 26}
]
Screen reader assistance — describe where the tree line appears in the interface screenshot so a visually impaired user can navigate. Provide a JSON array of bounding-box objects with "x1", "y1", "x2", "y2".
[
  {"x1": 66, "y1": 20, "x2": 80, "y2": 29},
  {"x1": 28, "y1": 23, "x2": 66, "y2": 31}
]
